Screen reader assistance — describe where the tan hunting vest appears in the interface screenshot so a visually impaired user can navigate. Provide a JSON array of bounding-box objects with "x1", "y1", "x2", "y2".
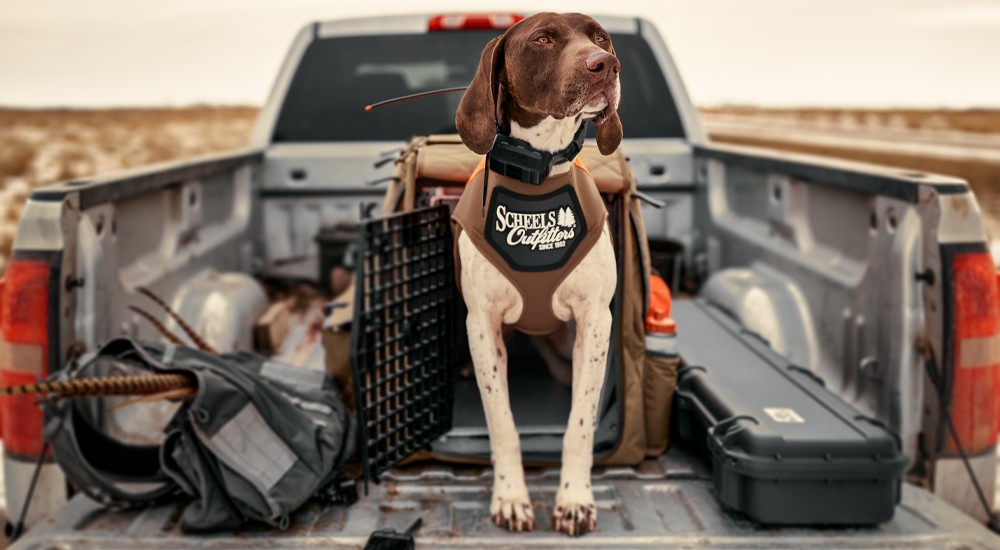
[{"x1": 452, "y1": 158, "x2": 609, "y2": 335}]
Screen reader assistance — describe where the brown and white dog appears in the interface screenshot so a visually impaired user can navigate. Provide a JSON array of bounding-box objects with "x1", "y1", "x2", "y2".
[{"x1": 454, "y1": 12, "x2": 622, "y2": 536}]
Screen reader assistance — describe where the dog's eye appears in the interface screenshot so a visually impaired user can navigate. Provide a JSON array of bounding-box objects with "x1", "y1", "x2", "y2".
[
  {"x1": 536, "y1": 36, "x2": 552, "y2": 44},
  {"x1": 595, "y1": 35, "x2": 607, "y2": 43}
]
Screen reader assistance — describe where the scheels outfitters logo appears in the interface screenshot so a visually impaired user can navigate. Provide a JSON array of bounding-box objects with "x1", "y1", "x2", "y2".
[
  {"x1": 493, "y1": 204, "x2": 578, "y2": 251},
  {"x1": 483, "y1": 185, "x2": 587, "y2": 271}
]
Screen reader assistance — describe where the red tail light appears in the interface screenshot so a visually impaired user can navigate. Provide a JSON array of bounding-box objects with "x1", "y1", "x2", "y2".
[
  {"x1": 428, "y1": 13, "x2": 524, "y2": 31},
  {"x1": 0, "y1": 276, "x2": 4, "y2": 437},
  {"x1": 0, "y1": 258, "x2": 51, "y2": 458},
  {"x1": 946, "y1": 249, "x2": 1000, "y2": 455}
]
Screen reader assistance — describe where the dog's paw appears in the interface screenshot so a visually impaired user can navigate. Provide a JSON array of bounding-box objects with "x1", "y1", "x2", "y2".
[
  {"x1": 553, "y1": 491, "x2": 597, "y2": 537},
  {"x1": 490, "y1": 491, "x2": 535, "y2": 532}
]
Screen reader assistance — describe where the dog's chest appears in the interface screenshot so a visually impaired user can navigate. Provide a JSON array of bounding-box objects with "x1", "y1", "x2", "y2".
[{"x1": 453, "y1": 165, "x2": 607, "y2": 276}]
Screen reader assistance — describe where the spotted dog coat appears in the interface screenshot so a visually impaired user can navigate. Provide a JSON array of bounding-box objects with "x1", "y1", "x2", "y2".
[{"x1": 453, "y1": 12, "x2": 622, "y2": 536}]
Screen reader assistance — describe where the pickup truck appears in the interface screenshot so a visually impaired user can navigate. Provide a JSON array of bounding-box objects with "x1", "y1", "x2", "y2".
[{"x1": 3, "y1": 12, "x2": 1000, "y2": 549}]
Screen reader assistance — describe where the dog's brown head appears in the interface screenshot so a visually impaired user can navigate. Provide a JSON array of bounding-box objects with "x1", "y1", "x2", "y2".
[{"x1": 456, "y1": 12, "x2": 623, "y2": 156}]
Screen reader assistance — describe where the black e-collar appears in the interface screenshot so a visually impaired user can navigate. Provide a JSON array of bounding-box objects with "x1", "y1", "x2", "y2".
[
  {"x1": 478, "y1": 81, "x2": 588, "y2": 214},
  {"x1": 486, "y1": 121, "x2": 588, "y2": 185}
]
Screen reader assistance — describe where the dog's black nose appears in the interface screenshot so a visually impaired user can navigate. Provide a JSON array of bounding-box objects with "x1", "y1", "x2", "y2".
[{"x1": 585, "y1": 51, "x2": 620, "y2": 76}]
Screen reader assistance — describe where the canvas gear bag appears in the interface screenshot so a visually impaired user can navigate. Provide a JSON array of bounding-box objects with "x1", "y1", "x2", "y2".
[
  {"x1": 355, "y1": 134, "x2": 676, "y2": 465},
  {"x1": 45, "y1": 338, "x2": 357, "y2": 533}
]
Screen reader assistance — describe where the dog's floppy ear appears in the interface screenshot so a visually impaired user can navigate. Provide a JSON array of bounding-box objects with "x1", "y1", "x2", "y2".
[
  {"x1": 596, "y1": 111, "x2": 623, "y2": 155},
  {"x1": 456, "y1": 34, "x2": 507, "y2": 154},
  {"x1": 595, "y1": 42, "x2": 623, "y2": 155}
]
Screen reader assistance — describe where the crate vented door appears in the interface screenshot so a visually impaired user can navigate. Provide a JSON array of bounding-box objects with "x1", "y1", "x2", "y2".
[{"x1": 351, "y1": 205, "x2": 459, "y2": 484}]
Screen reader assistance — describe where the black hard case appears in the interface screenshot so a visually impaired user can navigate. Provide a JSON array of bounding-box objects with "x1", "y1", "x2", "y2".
[{"x1": 672, "y1": 300, "x2": 909, "y2": 525}]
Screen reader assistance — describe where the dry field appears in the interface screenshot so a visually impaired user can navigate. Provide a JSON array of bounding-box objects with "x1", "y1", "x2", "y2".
[
  {"x1": 700, "y1": 106, "x2": 1000, "y2": 135},
  {"x1": 1, "y1": 106, "x2": 999, "y2": 274},
  {"x1": 0, "y1": 107, "x2": 257, "y2": 272}
]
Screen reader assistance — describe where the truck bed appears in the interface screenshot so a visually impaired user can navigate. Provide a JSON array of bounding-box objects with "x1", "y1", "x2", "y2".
[
  {"x1": 13, "y1": 452, "x2": 999, "y2": 549},
  {"x1": 15, "y1": 294, "x2": 1000, "y2": 548}
]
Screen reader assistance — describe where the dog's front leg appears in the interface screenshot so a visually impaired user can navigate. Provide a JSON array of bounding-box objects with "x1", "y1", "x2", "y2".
[
  {"x1": 460, "y1": 233, "x2": 535, "y2": 532},
  {"x1": 552, "y1": 306, "x2": 611, "y2": 536},
  {"x1": 467, "y1": 310, "x2": 535, "y2": 532},
  {"x1": 551, "y1": 232, "x2": 616, "y2": 537}
]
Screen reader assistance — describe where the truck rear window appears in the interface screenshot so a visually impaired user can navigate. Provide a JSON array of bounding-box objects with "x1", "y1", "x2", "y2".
[{"x1": 273, "y1": 31, "x2": 685, "y2": 142}]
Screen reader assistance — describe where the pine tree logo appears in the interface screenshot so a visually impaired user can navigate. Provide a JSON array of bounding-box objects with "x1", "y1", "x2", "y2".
[{"x1": 558, "y1": 207, "x2": 577, "y2": 228}]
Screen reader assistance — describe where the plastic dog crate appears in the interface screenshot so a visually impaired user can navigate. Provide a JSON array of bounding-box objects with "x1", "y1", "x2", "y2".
[
  {"x1": 350, "y1": 206, "x2": 460, "y2": 485},
  {"x1": 672, "y1": 299, "x2": 909, "y2": 525}
]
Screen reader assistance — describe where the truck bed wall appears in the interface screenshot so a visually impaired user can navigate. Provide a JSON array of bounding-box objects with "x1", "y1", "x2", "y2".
[
  {"x1": 690, "y1": 142, "x2": 977, "y2": 480},
  {"x1": 20, "y1": 149, "x2": 265, "y2": 356}
]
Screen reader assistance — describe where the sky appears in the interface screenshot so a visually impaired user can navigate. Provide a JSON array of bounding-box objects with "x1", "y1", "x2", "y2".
[{"x1": 0, "y1": 0, "x2": 998, "y2": 108}]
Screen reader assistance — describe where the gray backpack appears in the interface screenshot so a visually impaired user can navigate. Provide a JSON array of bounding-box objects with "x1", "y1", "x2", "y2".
[{"x1": 45, "y1": 338, "x2": 357, "y2": 532}]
